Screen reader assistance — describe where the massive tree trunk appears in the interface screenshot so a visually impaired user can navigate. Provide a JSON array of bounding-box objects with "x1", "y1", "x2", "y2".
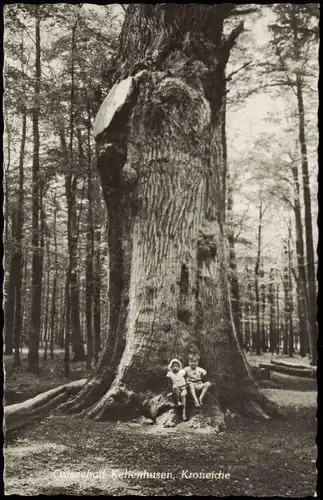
[{"x1": 62, "y1": 5, "x2": 281, "y2": 426}]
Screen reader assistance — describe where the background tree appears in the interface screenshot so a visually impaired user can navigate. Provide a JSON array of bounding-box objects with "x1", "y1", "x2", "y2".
[{"x1": 265, "y1": 4, "x2": 319, "y2": 364}]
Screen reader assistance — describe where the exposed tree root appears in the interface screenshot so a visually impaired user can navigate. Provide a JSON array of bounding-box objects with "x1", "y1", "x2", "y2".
[
  {"x1": 5, "y1": 379, "x2": 87, "y2": 432},
  {"x1": 5, "y1": 376, "x2": 284, "y2": 434},
  {"x1": 59, "y1": 375, "x2": 113, "y2": 415},
  {"x1": 57, "y1": 379, "x2": 284, "y2": 431}
]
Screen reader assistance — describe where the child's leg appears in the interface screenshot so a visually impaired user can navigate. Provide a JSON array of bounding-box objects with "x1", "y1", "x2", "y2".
[
  {"x1": 173, "y1": 387, "x2": 181, "y2": 405},
  {"x1": 181, "y1": 389, "x2": 187, "y2": 420},
  {"x1": 188, "y1": 383, "x2": 201, "y2": 406},
  {"x1": 199, "y1": 381, "x2": 211, "y2": 405}
]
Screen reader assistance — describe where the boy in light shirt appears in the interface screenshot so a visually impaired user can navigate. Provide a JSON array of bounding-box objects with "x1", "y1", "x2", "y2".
[{"x1": 183, "y1": 354, "x2": 211, "y2": 407}]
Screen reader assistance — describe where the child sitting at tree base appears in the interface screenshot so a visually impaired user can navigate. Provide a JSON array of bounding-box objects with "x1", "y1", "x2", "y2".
[
  {"x1": 183, "y1": 354, "x2": 211, "y2": 407},
  {"x1": 166, "y1": 358, "x2": 187, "y2": 421}
]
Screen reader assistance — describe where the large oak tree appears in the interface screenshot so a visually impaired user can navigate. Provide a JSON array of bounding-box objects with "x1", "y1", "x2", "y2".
[{"x1": 63, "y1": 5, "x2": 280, "y2": 426}]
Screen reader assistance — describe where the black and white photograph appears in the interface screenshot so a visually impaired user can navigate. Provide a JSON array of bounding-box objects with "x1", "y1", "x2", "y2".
[{"x1": 3, "y1": 3, "x2": 319, "y2": 496}]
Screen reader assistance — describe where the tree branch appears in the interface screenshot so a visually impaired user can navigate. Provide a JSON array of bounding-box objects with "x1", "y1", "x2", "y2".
[
  {"x1": 222, "y1": 21, "x2": 245, "y2": 63},
  {"x1": 226, "y1": 61, "x2": 253, "y2": 82}
]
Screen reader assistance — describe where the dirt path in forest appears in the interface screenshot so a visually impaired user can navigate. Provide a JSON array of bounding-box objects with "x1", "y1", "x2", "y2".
[{"x1": 4, "y1": 389, "x2": 317, "y2": 496}]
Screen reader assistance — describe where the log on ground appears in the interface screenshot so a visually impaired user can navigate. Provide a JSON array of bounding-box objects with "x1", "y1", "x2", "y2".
[
  {"x1": 259, "y1": 363, "x2": 316, "y2": 379},
  {"x1": 270, "y1": 359, "x2": 315, "y2": 371},
  {"x1": 5, "y1": 379, "x2": 87, "y2": 432}
]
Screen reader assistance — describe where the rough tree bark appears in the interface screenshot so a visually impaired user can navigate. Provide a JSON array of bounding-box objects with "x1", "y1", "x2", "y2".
[{"x1": 61, "y1": 5, "x2": 281, "y2": 426}]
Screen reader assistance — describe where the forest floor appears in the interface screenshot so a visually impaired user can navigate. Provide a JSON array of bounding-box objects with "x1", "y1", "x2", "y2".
[{"x1": 4, "y1": 350, "x2": 317, "y2": 496}]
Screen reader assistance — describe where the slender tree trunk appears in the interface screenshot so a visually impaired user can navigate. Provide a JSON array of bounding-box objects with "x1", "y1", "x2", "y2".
[
  {"x1": 65, "y1": 20, "x2": 85, "y2": 363},
  {"x1": 243, "y1": 300, "x2": 250, "y2": 352},
  {"x1": 260, "y1": 278, "x2": 266, "y2": 352},
  {"x1": 268, "y1": 269, "x2": 276, "y2": 355},
  {"x1": 295, "y1": 75, "x2": 316, "y2": 364},
  {"x1": 227, "y1": 179, "x2": 242, "y2": 348},
  {"x1": 222, "y1": 76, "x2": 237, "y2": 345},
  {"x1": 247, "y1": 271, "x2": 255, "y2": 352},
  {"x1": 93, "y1": 177, "x2": 102, "y2": 364},
  {"x1": 291, "y1": 164, "x2": 310, "y2": 357},
  {"x1": 287, "y1": 229, "x2": 294, "y2": 357},
  {"x1": 254, "y1": 201, "x2": 263, "y2": 355},
  {"x1": 21, "y1": 247, "x2": 28, "y2": 347},
  {"x1": 13, "y1": 111, "x2": 27, "y2": 365},
  {"x1": 59, "y1": 279, "x2": 65, "y2": 349},
  {"x1": 68, "y1": 183, "x2": 84, "y2": 360},
  {"x1": 84, "y1": 129, "x2": 94, "y2": 369},
  {"x1": 28, "y1": 11, "x2": 41, "y2": 374},
  {"x1": 64, "y1": 270, "x2": 70, "y2": 378},
  {"x1": 283, "y1": 309, "x2": 288, "y2": 355},
  {"x1": 4, "y1": 110, "x2": 12, "y2": 353},
  {"x1": 50, "y1": 195, "x2": 58, "y2": 360},
  {"x1": 276, "y1": 283, "x2": 280, "y2": 354},
  {"x1": 5, "y1": 210, "x2": 17, "y2": 355},
  {"x1": 39, "y1": 193, "x2": 46, "y2": 349},
  {"x1": 43, "y1": 230, "x2": 51, "y2": 361}
]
